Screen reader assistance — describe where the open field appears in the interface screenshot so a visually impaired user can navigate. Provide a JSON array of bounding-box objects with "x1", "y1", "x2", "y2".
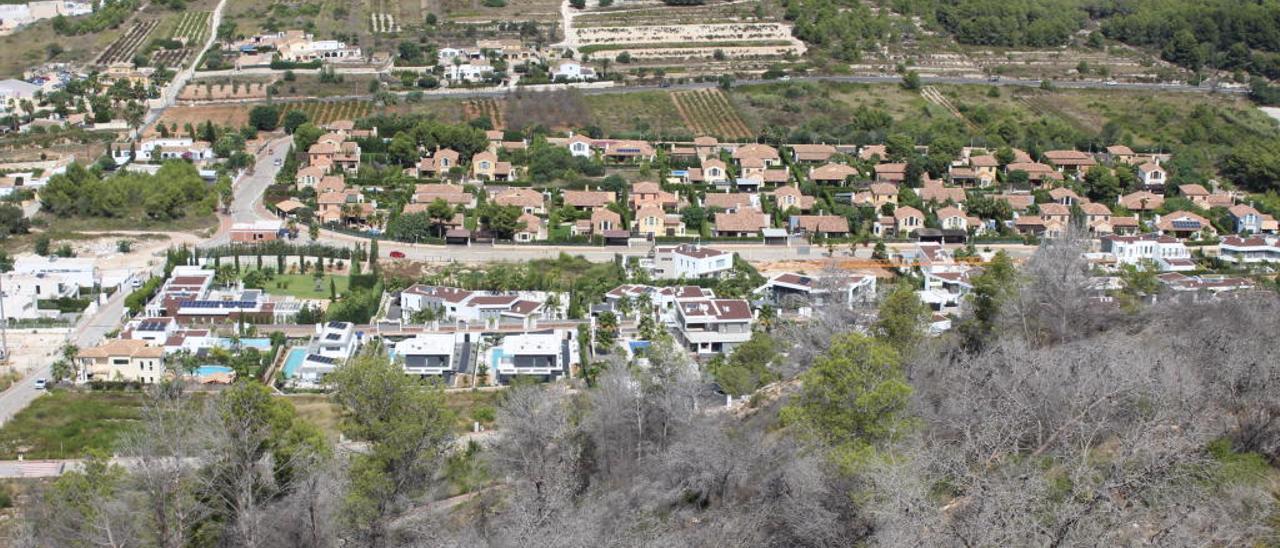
[
  {"x1": 732, "y1": 81, "x2": 929, "y2": 132},
  {"x1": 286, "y1": 394, "x2": 343, "y2": 442},
  {"x1": 671, "y1": 88, "x2": 751, "y2": 140},
  {"x1": 152, "y1": 103, "x2": 252, "y2": 132},
  {"x1": 582, "y1": 91, "x2": 688, "y2": 138},
  {"x1": 0, "y1": 390, "x2": 144, "y2": 460}
]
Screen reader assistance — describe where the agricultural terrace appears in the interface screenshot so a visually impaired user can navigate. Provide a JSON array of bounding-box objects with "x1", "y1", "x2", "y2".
[
  {"x1": 278, "y1": 101, "x2": 374, "y2": 126},
  {"x1": 170, "y1": 11, "x2": 210, "y2": 43},
  {"x1": 571, "y1": 23, "x2": 803, "y2": 61},
  {"x1": 179, "y1": 81, "x2": 272, "y2": 101},
  {"x1": 462, "y1": 99, "x2": 505, "y2": 129},
  {"x1": 95, "y1": 20, "x2": 159, "y2": 65},
  {"x1": 671, "y1": 89, "x2": 752, "y2": 141},
  {"x1": 433, "y1": 0, "x2": 563, "y2": 23}
]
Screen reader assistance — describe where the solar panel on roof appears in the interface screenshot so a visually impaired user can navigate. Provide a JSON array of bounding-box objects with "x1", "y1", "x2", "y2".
[{"x1": 1172, "y1": 220, "x2": 1201, "y2": 230}]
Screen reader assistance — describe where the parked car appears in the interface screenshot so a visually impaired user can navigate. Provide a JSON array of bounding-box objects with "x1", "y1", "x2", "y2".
[
  {"x1": 34, "y1": 378, "x2": 46, "y2": 390},
  {"x1": 389, "y1": 250, "x2": 406, "y2": 259}
]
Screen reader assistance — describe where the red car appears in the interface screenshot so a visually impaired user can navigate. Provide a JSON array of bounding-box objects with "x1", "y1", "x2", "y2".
[{"x1": 389, "y1": 250, "x2": 406, "y2": 259}]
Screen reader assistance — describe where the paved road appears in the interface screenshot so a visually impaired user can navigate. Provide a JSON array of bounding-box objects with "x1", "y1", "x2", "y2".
[
  {"x1": 204, "y1": 137, "x2": 294, "y2": 247},
  {"x1": 0, "y1": 288, "x2": 128, "y2": 426}
]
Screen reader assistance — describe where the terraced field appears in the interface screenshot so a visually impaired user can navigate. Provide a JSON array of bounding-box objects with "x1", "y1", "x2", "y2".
[
  {"x1": 96, "y1": 20, "x2": 159, "y2": 65},
  {"x1": 671, "y1": 88, "x2": 752, "y2": 140},
  {"x1": 279, "y1": 100, "x2": 375, "y2": 125},
  {"x1": 170, "y1": 11, "x2": 211, "y2": 45},
  {"x1": 462, "y1": 99, "x2": 505, "y2": 128}
]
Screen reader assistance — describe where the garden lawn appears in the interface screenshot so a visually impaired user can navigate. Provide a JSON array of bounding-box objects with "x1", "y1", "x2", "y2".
[
  {"x1": 254, "y1": 272, "x2": 350, "y2": 299},
  {"x1": 0, "y1": 390, "x2": 144, "y2": 460}
]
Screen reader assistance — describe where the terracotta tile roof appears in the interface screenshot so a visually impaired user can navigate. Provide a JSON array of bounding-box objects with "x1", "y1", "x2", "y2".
[
  {"x1": 919, "y1": 180, "x2": 966, "y2": 203},
  {"x1": 993, "y1": 194, "x2": 1034, "y2": 210},
  {"x1": 732, "y1": 143, "x2": 779, "y2": 161},
  {"x1": 493, "y1": 187, "x2": 544, "y2": 209},
  {"x1": 1119, "y1": 191, "x2": 1163, "y2": 211},
  {"x1": 562, "y1": 190, "x2": 615, "y2": 208},
  {"x1": 703, "y1": 192, "x2": 754, "y2": 210},
  {"x1": 894, "y1": 205, "x2": 924, "y2": 221},
  {"x1": 792, "y1": 215, "x2": 849, "y2": 234},
  {"x1": 78, "y1": 339, "x2": 163, "y2": 360},
  {"x1": 936, "y1": 205, "x2": 966, "y2": 220},
  {"x1": 1040, "y1": 203, "x2": 1071, "y2": 217},
  {"x1": 1043, "y1": 150, "x2": 1096, "y2": 166},
  {"x1": 969, "y1": 154, "x2": 998, "y2": 167},
  {"x1": 715, "y1": 209, "x2": 770, "y2": 233},
  {"x1": 810, "y1": 163, "x2": 858, "y2": 182},
  {"x1": 790, "y1": 143, "x2": 837, "y2": 162},
  {"x1": 1178, "y1": 184, "x2": 1209, "y2": 197},
  {"x1": 1080, "y1": 202, "x2": 1112, "y2": 216},
  {"x1": 870, "y1": 182, "x2": 898, "y2": 196}
]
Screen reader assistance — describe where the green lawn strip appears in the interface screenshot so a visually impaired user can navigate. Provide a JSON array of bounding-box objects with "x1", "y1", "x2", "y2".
[{"x1": 244, "y1": 270, "x2": 350, "y2": 299}]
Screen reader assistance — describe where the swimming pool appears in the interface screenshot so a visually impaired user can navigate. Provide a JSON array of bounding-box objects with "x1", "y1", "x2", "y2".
[
  {"x1": 195, "y1": 365, "x2": 235, "y2": 377},
  {"x1": 282, "y1": 347, "x2": 307, "y2": 378}
]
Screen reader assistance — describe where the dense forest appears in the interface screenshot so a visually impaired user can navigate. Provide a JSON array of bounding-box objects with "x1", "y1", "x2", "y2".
[{"x1": 17, "y1": 233, "x2": 1280, "y2": 546}]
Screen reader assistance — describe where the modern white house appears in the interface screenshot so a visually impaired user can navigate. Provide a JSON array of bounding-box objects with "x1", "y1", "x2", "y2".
[
  {"x1": 399, "y1": 285, "x2": 544, "y2": 324},
  {"x1": 486, "y1": 330, "x2": 576, "y2": 384},
  {"x1": 1100, "y1": 234, "x2": 1195, "y2": 272},
  {"x1": 395, "y1": 332, "x2": 469, "y2": 382},
  {"x1": 673, "y1": 298, "x2": 754, "y2": 357},
  {"x1": 648, "y1": 244, "x2": 734, "y2": 280},
  {"x1": 315, "y1": 321, "x2": 360, "y2": 359},
  {"x1": 753, "y1": 272, "x2": 877, "y2": 312}
]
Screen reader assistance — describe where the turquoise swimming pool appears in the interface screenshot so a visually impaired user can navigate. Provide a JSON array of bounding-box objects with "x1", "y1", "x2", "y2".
[
  {"x1": 282, "y1": 347, "x2": 307, "y2": 378},
  {"x1": 195, "y1": 365, "x2": 234, "y2": 377}
]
